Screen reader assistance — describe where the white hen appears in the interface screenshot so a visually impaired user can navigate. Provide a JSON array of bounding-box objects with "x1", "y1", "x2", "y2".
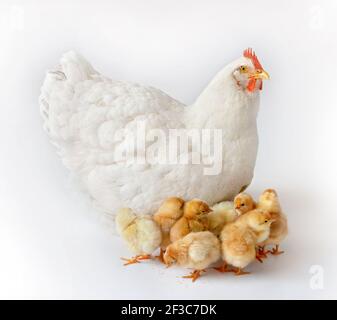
[{"x1": 40, "y1": 49, "x2": 269, "y2": 214}]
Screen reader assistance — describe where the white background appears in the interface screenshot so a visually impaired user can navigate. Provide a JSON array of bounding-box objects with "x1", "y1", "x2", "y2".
[{"x1": 0, "y1": 0, "x2": 336, "y2": 299}]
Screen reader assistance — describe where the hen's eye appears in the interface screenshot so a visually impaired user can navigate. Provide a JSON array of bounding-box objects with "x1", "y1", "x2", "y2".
[{"x1": 240, "y1": 66, "x2": 248, "y2": 73}]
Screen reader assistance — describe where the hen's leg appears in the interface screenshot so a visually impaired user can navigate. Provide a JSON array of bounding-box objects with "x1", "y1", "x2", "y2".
[
  {"x1": 121, "y1": 255, "x2": 151, "y2": 266},
  {"x1": 269, "y1": 245, "x2": 284, "y2": 255},
  {"x1": 182, "y1": 269, "x2": 206, "y2": 282}
]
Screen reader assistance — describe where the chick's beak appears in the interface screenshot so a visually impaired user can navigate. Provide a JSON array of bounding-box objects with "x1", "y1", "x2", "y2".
[{"x1": 251, "y1": 69, "x2": 270, "y2": 80}]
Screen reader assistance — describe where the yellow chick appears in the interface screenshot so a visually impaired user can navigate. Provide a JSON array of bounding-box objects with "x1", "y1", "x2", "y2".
[
  {"x1": 219, "y1": 209, "x2": 274, "y2": 275},
  {"x1": 257, "y1": 189, "x2": 288, "y2": 255},
  {"x1": 153, "y1": 197, "x2": 185, "y2": 260},
  {"x1": 234, "y1": 192, "x2": 256, "y2": 215},
  {"x1": 169, "y1": 199, "x2": 211, "y2": 243},
  {"x1": 164, "y1": 231, "x2": 221, "y2": 282},
  {"x1": 208, "y1": 193, "x2": 256, "y2": 236},
  {"x1": 116, "y1": 208, "x2": 162, "y2": 265}
]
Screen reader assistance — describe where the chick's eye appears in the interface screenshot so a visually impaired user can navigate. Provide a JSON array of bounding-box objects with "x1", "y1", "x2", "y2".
[
  {"x1": 264, "y1": 220, "x2": 268, "y2": 223},
  {"x1": 241, "y1": 203, "x2": 245, "y2": 207}
]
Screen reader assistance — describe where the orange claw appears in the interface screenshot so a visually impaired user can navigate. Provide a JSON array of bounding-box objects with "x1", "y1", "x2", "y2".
[
  {"x1": 182, "y1": 269, "x2": 206, "y2": 282},
  {"x1": 256, "y1": 246, "x2": 268, "y2": 263},
  {"x1": 121, "y1": 254, "x2": 151, "y2": 266},
  {"x1": 234, "y1": 268, "x2": 250, "y2": 276},
  {"x1": 268, "y1": 245, "x2": 284, "y2": 256}
]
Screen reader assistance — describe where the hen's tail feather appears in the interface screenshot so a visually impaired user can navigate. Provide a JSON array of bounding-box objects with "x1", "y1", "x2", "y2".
[
  {"x1": 58, "y1": 50, "x2": 97, "y2": 83},
  {"x1": 39, "y1": 51, "x2": 96, "y2": 115},
  {"x1": 39, "y1": 51, "x2": 97, "y2": 152}
]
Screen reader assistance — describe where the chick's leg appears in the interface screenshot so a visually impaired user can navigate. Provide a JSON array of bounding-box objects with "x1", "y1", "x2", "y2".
[
  {"x1": 213, "y1": 262, "x2": 233, "y2": 273},
  {"x1": 234, "y1": 268, "x2": 250, "y2": 276},
  {"x1": 182, "y1": 269, "x2": 206, "y2": 282},
  {"x1": 269, "y1": 245, "x2": 284, "y2": 255},
  {"x1": 155, "y1": 248, "x2": 165, "y2": 264},
  {"x1": 121, "y1": 255, "x2": 151, "y2": 266}
]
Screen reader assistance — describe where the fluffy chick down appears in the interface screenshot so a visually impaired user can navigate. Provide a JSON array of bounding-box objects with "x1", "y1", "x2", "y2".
[
  {"x1": 153, "y1": 197, "x2": 185, "y2": 249},
  {"x1": 164, "y1": 231, "x2": 221, "y2": 270},
  {"x1": 116, "y1": 208, "x2": 162, "y2": 255},
  {"x1": 169, "y1": 199, "x2": 210, "y2": 243},
  {"x1": 220, "y1": 209, "x2": 273, "y2": 269},
  {"x1": 208, "y1": 193, "x2": 256, "y2": 236},
  {"x1": 209, "y1": 201, "x2": 237, "y2": 236},
  {"x1": 257, "y1": 189, "x2": 288, "y2": 247}
]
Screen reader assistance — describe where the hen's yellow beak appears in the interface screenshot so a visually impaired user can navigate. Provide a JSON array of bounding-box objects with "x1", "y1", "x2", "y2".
[{"x1": 251, "y1": 69, "x2": 270, "y2": 80}]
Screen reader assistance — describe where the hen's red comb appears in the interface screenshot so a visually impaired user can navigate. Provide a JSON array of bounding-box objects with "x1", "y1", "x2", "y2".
[{"x1": 243, "y1": 48, "x2": 262, "y2": 70}]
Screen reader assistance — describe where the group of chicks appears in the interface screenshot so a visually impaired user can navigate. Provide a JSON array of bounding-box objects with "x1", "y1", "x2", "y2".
[{"x1": 116, "y1": 189, "x2": 288, "y2": 281}]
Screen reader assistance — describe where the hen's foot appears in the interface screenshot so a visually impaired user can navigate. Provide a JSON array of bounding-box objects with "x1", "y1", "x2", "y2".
[
  {"x1": 182, "y1": 269, "x2": 206, "y2": 282},
  {"x1": 268, "y1": 245, "x2": 284, "y2": 256},
  {"x1": 234, "y1": 268, "x2": 250, "y2": 276},
  {"x1": 213, "y1": 263, "x2": 233, "y2": 273},
  {"x1": 155, "y1": 248, "x2": 165, "y2": 264},
  {"x1": 256, "y1": 246, "x2": 268, "y2": 263},
  {"x1": 121, "y1": 254, "x2": 151, "y2": 266}
]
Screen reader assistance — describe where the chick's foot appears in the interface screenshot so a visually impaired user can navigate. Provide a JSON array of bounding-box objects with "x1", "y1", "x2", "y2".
[
  {"x1": 268, "y1": 245, "x2": 284, "y2": 256},
  {"x1": 182, "y1": 269, "x2": 206, "y2": 282},
  {"x1": 256, "y1": 246, "x2": 268, "y2": 263},
  {"x1": 121, "y1": 254, "x2": 151, "y2": 266},
  {"x1": 234, "y1": 268, "x2": 250, "y2": 276}
]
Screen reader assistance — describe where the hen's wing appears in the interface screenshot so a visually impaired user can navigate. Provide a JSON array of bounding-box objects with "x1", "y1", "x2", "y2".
[{"x1": 40, "y1": 51, "x2": 186, "y2": 213}]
